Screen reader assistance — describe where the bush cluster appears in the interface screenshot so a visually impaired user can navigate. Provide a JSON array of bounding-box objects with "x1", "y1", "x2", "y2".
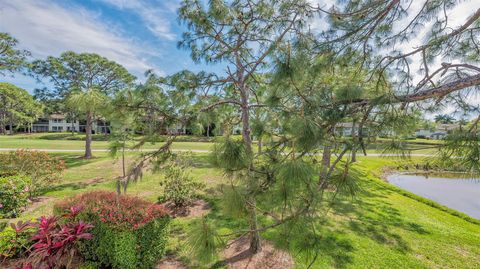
[
  {"x1": 0, "y1": 175, "x2": 31, "y2": 218},
  {"x1": 55, "y1": 190, "x2": 168, "y2": 230},
  {"x1": 55, "y1": 191, "x2": 170, "y2": 269},
  {"x1": 0, "y1": 149, "x2": 65, "y2": 197}
]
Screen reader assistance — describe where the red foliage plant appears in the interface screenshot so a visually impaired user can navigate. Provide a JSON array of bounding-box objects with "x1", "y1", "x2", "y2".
[
  {"x1": 55, "y1": 191, "x2": 169, "y2": 230},
  {"x1": 11, "y1": 207, "x2": 93, "y2": 269}
]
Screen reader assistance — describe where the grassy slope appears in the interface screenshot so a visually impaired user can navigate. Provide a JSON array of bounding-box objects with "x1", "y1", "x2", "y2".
[{"x1": 2, "y1": 145, "x2": 479, "y2": 268}]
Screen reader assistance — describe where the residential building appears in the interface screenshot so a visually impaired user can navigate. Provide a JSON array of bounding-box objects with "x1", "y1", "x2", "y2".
[
  {"x1": 335, "y1": 122, "x2": 369, "y2": 137},
  {"x1": 414, "y1": 123, "x2": 460, "y2": 139},
  {"x1": 32, "y1": 113, "x2": 110, "y2": 134}
]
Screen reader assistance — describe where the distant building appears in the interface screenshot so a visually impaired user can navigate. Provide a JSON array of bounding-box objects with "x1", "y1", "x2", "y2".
[
  {"x1": 414, "y1": 123, "x2": 460, "y2": 139},
  {"x1": 31, "y1": 113, "x2": 110, "y2": 134},
  {"x1": 335, "y1": 122, "x2": 369, "y2": 137}
]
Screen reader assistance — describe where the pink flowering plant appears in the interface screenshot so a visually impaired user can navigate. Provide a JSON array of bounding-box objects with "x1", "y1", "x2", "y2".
[{"x1": 0, "y1": 149, "x2": 66, "y2": 197}]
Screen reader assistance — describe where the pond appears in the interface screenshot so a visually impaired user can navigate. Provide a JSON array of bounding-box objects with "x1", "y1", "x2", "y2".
[{"x1": 387, "y1": 173, "x2": 480, "y2": 219}]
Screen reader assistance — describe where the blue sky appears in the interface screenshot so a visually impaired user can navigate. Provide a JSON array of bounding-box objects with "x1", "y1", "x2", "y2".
[
  {"x1": 0, "y1": 0, "x2": 217, "y2": 93},
  {"x1": 1, "y1": 0, "x2": 478, "y2": 113}
]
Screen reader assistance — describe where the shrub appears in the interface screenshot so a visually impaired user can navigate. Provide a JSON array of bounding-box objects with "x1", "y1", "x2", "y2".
[
  {"x1": 55, "y1": 191, "x2": 169, "y2": 230},
  {"x1": 0, "y1": 175, "x2": 31, "y2": 218},
  {"x1": 54, "y1": 191, "x2": 170, "y2": 269},
  {"x1": 159, "y1": 163, "x2": 203, "y2": 207},
  {"x1": 27, "y1": 216, "x2": 93, "y2": 268},
  {"x1": 0, "y1": 150, "x2": 65, "y2": 197},
  {"x1": 0, "y1": 221, "x2": 35, "y2": 261},
  {"x1": 4, "y1": 207, "x2": 93, "y2": 268}
]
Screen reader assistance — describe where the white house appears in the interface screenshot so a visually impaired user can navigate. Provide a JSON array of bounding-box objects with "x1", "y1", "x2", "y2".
[
  {"x1": 335, "y1": 122, "x2": 370, "y2": 137},
  {"x1": 32, "y1": 114, "x2": 110, "y2": 134},
  {"x1": 414, "y1": 123, "x2": 459, "y2": 139}
]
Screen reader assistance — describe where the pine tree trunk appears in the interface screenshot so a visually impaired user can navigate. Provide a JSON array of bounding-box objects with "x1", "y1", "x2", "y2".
[
  {"x1": 351, "y1": 120, "x2": 357, "y2": 163},
  {"x1": 258, "y1": 137, "x2": 262, "y2": 154},
  {"x1": 117, "y1": 142, "x2": 126, "y2": 196},
  {"x1": 9, "y1": 114, "x2": 14, "y2": 135},
  {"x1": 239, "y1": 81, "x2": 262, "y2": 254},
  {"x1": 207, "y1": 125, "x2": 210, "y2": 138},
  {"x1": 320, "y1": 144, "x2": 331, "y2": 186},
  {"x1": 84, "y1": 111, "x2": 93, "y2": 159}
]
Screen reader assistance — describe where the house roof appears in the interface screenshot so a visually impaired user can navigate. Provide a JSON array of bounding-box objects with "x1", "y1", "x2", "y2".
[
  {"x1": 49, "y1": 113, "x2": 66, "y2": 119},
  {"x1": 436, "y1": 123, "x2": 460, "y2": 131},
  {"x1": 337, "y1": 122, "x2": 354, "y2": 128}
]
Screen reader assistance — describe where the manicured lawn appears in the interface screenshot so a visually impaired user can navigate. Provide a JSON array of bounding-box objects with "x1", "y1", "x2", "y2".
[
  {"x1": 5, "y1": 151, "x2": 480, "y2": 268},
  {"x1": 0, "y1": 134, "x2": 440, "y2": 155},
  {"x1": 0, "y1": 134, "x2": 214, "y2": 151}
]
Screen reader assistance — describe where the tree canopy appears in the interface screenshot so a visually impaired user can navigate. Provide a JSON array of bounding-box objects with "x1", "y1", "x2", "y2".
[
  {"x1": 30, "y1": 51, "x2": 136, "y2": 158},
  {"x1": 0, "y1": 32, "x2": 30, "y2": 76},
  {"x1": 0, "y1": 82, "x2": 43, "y2": 134}
]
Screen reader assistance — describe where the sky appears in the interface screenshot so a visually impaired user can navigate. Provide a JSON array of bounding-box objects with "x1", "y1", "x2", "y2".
[
  {"x1": 0, "y1": 0, "x2": 479, "y2": 119},
  {"x1": 0, "y1": 0, "x2": 207, "y2": 92}
]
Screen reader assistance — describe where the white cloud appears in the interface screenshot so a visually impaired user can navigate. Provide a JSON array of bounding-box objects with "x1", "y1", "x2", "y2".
[
  {"x1": 0, "y1": 0, "x2": 157, "y2": 76},
  {"x1": 98, "y1": 0, "x2": 177, "y2": 41}
]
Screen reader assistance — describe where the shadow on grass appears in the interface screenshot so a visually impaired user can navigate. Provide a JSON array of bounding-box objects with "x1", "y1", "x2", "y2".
[
  {"x1": 38, "y1": 177, "x2": 107, "y2": 196},
  {"x1": 48, "y1": 153, "x2": 103, "y2": 168},
  {"x1": 329, "y1": 171, "x2": 430, "y2": 254}
]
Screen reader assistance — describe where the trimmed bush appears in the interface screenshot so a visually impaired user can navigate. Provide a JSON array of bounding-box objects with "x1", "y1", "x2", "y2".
[
  {"x1": 55, "y1": 191, "x2": 170, "y2": 269},
  {"x1": 0, "y1": 175, "x2": 31, "y2": 218}
]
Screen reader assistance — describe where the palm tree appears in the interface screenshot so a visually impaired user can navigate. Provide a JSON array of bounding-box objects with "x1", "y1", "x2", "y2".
[
  {"x1": 67, "y1": 88, "x2": 108, "y2": 158},
  {"x1": 434, "y1": 114, "x2": 455, "y2": 124}
]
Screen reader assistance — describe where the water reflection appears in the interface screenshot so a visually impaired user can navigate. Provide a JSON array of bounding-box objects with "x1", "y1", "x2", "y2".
[{"x1": 387, "y1": 173, "x2": 480, "y2": 219}]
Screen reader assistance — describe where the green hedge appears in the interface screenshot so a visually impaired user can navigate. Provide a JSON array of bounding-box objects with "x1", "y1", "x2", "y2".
[{"x1": 79, "y1": 217, "x2": 170, "y2": 269}]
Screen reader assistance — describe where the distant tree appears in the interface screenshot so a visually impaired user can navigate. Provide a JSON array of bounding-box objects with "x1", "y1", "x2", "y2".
[
  {"x1": 0, "y1": 82, "x2": 43, "y2": 134},
  {"x1": 434, "y1": 114, "x2": 455, "y2": 124},
  {"x1": 0, "y1": 33, "x2": 30, "y2": 76},
  {"x1": 30, "y1": 52, "x2": 135, "y2": 158}
]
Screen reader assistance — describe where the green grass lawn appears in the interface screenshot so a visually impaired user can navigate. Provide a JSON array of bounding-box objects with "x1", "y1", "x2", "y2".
[
  {"x1": 0, "y1": 134, "x2": 441, "y2": 156},
  {"x1": 0, "y1": 134, "x2": 214, "y2": 151},
  {"x1": 4, "y1": 150, "x2": 479, "y2": 268}
]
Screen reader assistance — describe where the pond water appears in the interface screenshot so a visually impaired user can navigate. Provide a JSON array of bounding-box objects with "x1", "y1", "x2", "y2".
[{"x1": 387, "y1": 173, "x2": 480, "y2": 219}]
